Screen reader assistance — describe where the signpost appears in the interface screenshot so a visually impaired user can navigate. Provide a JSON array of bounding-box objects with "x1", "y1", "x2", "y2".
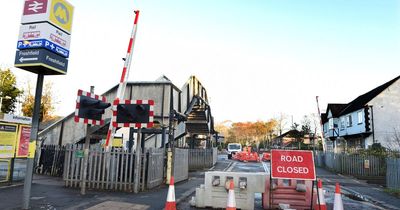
[
  {"x1": 16, "y1": 0, "x2": 74, "y2": 208},
  {"x1": 18, "y1": 22, "x2": 72, "y2": 49},
  {"x1": 14, "y1": 49, "x2": 68, "y2": 75},
  {"x1": 271, "y1": 149, "x2": 316, "y2": 180},
  {"x1": 17, "y1": 39, "x2": 70, "y2": 58}
]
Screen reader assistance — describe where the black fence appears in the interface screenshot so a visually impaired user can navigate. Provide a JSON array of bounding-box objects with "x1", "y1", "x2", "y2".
[{"x1": 36, "y1": 145, "x2": 66, "y2": 177}]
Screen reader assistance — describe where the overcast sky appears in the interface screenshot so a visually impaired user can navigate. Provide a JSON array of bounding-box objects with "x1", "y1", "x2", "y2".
[{"x1": 0, "y1": 0, "x2": 399, "y2": 124}]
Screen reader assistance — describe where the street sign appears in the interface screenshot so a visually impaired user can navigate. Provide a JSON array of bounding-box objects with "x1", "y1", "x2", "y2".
[
  {"x1": 271, "y1": 150, "x2": 316, "y2": 180},
  {"x1": 17, "y1": 39, "x2": 69, "y2": 58},
  {"x1": 18, "y1": 22, "x2": 71, "y2": 49},
  {"x1": 111, "y1": 99, "x2": 154, "y2": 128},
  {"x1": 21, "y1": 0, "x2": 74, "y2": 34},
  {"x1": 14, "y1": 49, "x2": 68, "y2": 75}
]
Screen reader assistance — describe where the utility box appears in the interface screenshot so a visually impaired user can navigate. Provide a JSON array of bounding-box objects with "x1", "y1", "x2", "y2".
[{"x1": 193, "y1": 171, "x2": 267, "y2": 210}]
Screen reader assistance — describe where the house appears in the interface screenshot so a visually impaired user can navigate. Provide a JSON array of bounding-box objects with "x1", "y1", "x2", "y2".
[
  {"x1": 322, "y1": 75, "x2": 400, "y2": 150},
  {"x1": 272, "y1": 130, "x2": 312, "y2": 148}
]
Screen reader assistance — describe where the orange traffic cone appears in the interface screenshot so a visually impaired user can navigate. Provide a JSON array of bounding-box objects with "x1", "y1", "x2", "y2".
[
  {"x1": 314, "y1": 179, "x2": 327, "y2": 210},
  {"x1": 226, "y1": 180, "x2": 236, "y2": 210},
  {"x1": 165, "y1": 176, "x2": 176, "y2": 210},
  {"x1": 333, "y1": 183, "x2": 344, "y2": 210}
]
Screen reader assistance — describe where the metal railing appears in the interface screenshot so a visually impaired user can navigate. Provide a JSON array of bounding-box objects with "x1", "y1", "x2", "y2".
[{"x1": 386, "y1": 158, "x2": 400, "y2": 190}]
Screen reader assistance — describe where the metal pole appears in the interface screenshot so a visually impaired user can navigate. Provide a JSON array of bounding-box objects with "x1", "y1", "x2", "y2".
[
  {"x1": 81, "y1": 86, "x2": 94, "y2": 195},
  {"x1": 133, "y1": 128, "x2": 142, "y2": 193},
  {"x1": 22, "y1": 73, "x2": 44, "y2": 209}
]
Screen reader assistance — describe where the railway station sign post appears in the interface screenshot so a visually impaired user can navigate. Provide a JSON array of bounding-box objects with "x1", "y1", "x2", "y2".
[{"x1": 15, "y1": 0, "x2": 74, "y2": 208}]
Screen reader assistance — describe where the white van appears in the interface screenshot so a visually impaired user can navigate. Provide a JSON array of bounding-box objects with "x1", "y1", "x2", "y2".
[{"x1": 227, "y1": 143, "x2": 242, "y2": 159}]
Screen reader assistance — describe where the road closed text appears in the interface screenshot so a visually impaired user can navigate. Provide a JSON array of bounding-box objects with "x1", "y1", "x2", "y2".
[{"x1": 271, "y1": 150, "x2": 316, "y2": 180}]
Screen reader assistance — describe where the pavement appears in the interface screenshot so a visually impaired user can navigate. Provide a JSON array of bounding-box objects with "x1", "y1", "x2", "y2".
[
  {"x1": 316, "y1": 167, "x2": 400, "y2": 210},
  {"x1": 1, "y1": 157, "x2": 399, "y2": 210}
]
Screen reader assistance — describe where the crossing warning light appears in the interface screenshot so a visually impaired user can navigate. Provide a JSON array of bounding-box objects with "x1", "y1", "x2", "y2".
[
  {"x1": 111, "y1": 99, "x2": 154, "y2": 128},
  {"x1": 74, "y1": 89, "x2": 111, "y2": 125}
]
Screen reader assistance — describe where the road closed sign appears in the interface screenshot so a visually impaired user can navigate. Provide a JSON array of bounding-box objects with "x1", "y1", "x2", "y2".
[{"x1": 271, "y1": 150, "x2": 316, "y2": 180}]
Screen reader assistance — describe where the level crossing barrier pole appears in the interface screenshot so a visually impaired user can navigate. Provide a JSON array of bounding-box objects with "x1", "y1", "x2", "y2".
[
  {"x1": 22, "y1": 73, "x2": 44, "y2": 209},
  {"x1": 105, "y1": 10, "x2": 140, "y2": 148}
]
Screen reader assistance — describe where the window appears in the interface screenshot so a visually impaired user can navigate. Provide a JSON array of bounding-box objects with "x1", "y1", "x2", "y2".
[
  {"x1": 328, "y1": 118, "x2": 334, "y2": 130},
  {"x1": 346, "y1": 115, "x2": 352, "y2": 127},
  {"x1": 357, "y1": 111, "x2": 363, "y2": 124},
  {"x1": 340, "y1": 118, "x2": 345, "y2": 130}
]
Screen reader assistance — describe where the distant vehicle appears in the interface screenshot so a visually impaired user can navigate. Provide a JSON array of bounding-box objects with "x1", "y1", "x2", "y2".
[{"x1": 227, "y1": 143, "x2": 242, "y2": 159}]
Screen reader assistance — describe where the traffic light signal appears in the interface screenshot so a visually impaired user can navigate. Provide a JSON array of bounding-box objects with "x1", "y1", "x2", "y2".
[
  {"x1": 364, "y1": 106, "x2": 371, "y2": 132},
  {"x1": 74, "y1": 90, "x2": 111, "y2": 125},
  {"x1": 111, "y1": 99, "x2": 154, "y2": 128}
]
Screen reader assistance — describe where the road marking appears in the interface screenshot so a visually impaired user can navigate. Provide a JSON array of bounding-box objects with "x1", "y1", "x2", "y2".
[
  {"x1": 262, "y1": 162, "x2": 270, "y2": 174},
  {"x1": 226, "y1": 162, "x2": 237, "y2": 172}
]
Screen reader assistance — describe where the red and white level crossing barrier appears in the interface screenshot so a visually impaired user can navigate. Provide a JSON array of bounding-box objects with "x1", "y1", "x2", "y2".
[{"x1": 105, "y1": 10, "x2": 140, "y2": 147}]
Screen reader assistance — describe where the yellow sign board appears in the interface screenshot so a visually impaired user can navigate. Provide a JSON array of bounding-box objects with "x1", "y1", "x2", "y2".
[
  {"x1": 0, "y1": 123, "x2": 18, "y2": 158},
  {"x1": 112, "y1": 137, "x2": 123, "y2": 147},
  {"x1": 49, "y1": 0, "x2": 74, "y2": 34}
]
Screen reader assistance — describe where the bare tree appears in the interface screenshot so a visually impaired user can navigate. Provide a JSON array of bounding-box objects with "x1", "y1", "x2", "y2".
[{"x1": 275, "y1": 113, "x2": 288, "y2": 136}]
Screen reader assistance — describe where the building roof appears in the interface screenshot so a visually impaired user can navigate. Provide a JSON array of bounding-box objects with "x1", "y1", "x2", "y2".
[
  {"x1": 326, "y1": 103, "x2": 347, "y2": 117},
  {"x1": 340, "y1": 75, "x2": 400, "y2": 115},
  {"x1": 276, "y1": 129, "x2": 301, "y2": 139}
]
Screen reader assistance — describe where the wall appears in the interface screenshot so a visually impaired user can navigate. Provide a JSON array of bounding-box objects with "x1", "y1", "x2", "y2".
[{"x1": 368, "y1": 79, "x2": 400, "y2": 149}]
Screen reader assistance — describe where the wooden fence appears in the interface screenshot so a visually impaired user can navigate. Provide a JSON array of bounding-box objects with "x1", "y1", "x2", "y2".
[
  {"x1": 188, "y1": 148, "x2": 217, "y2": 170},
  {"x1": 146, "y1": 148, "x2": 165, "y2": 189},
  {"x1": 174, "y1": 148, "x2": 189, "y2": 183},
  {"x1": 64, "y1": 144, "x2": 136, "y2": 191},
  {"x1": 63, "y1": 144, "x2": 165, "y2": 192},
  {"x1": 386, "y1": 158, "x2": 400, "y2": 190}
]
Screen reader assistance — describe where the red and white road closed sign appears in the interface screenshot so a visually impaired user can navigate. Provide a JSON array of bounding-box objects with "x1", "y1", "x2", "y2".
[{"x1": 271, "y1": 150, "x2": 316, "y2": 180}]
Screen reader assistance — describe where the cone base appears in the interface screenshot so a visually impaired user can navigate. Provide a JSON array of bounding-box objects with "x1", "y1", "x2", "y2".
[
  {"x1": 314, "y1": 204, "x2": 327, "y2": 210},
  {"x1": 226, "y1": 207, "x2": 236, "y2": 210},
  {"x1": 165, "y1": 201, "x2": 176, "y2": 210}
]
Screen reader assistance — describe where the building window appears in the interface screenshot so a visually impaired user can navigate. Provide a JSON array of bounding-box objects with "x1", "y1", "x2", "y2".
[
  {"x1": 346, "y1": 115, "x2": 352, "y2": 127},
  {"x1": 328, "y1": 118, "x2": 334, "y2": 130},
  {"x1": 340, "y1": 118, "x2": 345, "y2": 130},
  {"x1": 357, "y1": 111, "x2": 363, "y2": 124}
]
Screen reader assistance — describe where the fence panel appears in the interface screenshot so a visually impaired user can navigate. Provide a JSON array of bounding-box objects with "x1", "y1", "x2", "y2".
[
  {"x1": 188, "y1": 148, "x2": 216, "y2": 170},
  {"x1": 64, "y1": 144, "x2": 137, "y2": 192},
  {"x1": 147, "y1": 148, "x2": 165, "y2": 189},
  {"x1": 174, "y1": 148, "x2": 188, "y2": 183},
  {"x1": 387, "y1": 158, "x2": 400, "y2": 189},
  {"x1": 36, "y1": 145, "x2": 66, "y2": 177}
]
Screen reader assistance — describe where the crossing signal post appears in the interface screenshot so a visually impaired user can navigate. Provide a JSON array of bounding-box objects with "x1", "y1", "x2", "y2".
[
  {"x1": 110, "y1": 99, "x2": 154, "y2": 193},
  {"x1": 74, "y1": 88, "x2": 110, "y2": 195}
]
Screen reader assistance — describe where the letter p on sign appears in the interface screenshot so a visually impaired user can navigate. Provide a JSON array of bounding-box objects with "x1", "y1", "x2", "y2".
[{"x1": 271, "y1": 150, "x2": 316, "y2": 180}]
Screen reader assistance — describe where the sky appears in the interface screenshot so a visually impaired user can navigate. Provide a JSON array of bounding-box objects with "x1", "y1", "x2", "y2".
[{"x1": 0, "y1": 0, "x2": 399, "y2": 125}]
